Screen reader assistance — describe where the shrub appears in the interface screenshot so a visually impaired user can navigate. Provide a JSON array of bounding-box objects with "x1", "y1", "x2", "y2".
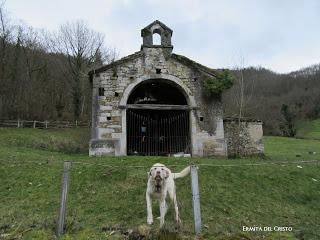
[{"x1": 203, "y1": 70, "x2": 234, "y2": 96}]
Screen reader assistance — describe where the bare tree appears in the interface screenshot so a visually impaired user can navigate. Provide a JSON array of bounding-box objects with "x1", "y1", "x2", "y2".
[
  {"x1": 0, "y1": 1, "x2": 11, "y2": 80},
  {"x1": 0, "y1": 1, "x2": 15, "y2": 118},
  {"x1": 49, "y1": 20, "x2": 107, "y2": 119},
  {"x1": 223, "y1": 57, "x2": 256, "y2": 156},
  {"x1": 234, "y1": 58, "x2": 256, "y2": 120}
]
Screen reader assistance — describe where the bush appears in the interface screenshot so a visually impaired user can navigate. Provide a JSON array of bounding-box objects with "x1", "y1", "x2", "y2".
[{"x1": 203, "y1": 70, "x2": 234, "y2": 96}]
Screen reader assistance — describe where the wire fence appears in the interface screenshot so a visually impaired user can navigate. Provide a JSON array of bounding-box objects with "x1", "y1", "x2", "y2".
[
  {"x1": 2, "y1": 159, "x2": 319, "y2": 168},
  {"x1": 2, "y1": 158, "x2": 320, "y2": 238},
  {"x1": 0, "y1": 119, "x2": 91, "y2": 129}
]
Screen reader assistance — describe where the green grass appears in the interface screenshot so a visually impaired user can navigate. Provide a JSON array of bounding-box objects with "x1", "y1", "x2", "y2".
[
  {"x1": 0, "y1": 128, "x2": 319, "y2": 239},
  {"x1": 0, "y1": 128, "x2": 90, "y2": 154},
  {"x1": 296, "y1": 119, "x2": 320, "y2": 140}
]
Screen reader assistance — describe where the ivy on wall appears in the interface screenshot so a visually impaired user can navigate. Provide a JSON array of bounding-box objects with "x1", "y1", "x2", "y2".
[{"x1": 203, "y1": 70, "x2": 234, "y2": 96}]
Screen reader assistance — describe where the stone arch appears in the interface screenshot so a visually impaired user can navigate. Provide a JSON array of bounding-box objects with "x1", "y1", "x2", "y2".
[
  {"x1": 151, "y1": 27, "x2": 162, "y2": 45},
  {"x1": 119, "y1": 74, "x2": 196, "y2": 108},
  {"x1": 152, "y1": 31, "x2": 161, "y2": 45},
  {"x1": 118, "y1": 74, "x2": 197, "y2": 156}
]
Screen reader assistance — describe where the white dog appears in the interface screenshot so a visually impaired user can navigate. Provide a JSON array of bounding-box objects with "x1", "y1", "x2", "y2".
[{"x1": 146, "y1": 163, "x2": 190, "y2": 227}]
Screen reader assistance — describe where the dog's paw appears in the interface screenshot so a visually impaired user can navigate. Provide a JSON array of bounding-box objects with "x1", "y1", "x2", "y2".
[{"x1": 147, "y1": 218, "x2": 153, "y2": 225}]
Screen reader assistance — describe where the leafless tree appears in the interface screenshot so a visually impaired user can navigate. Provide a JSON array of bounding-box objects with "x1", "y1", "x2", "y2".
[
  {"x1": 48, "y1": 20, "x2": 107, "y2": 119},
  {"x1": 0, "y1": 1, "x2": 15, "y2": 117},
  {"x1": 0, "y1": 1, "x2": 11, "y2": 80},
  {"x1": 223, "y1": 57, "x2": 257, "y2": 156},
  {"x1": 224, "y1": 58, "x2": 257, "y2": 117}
]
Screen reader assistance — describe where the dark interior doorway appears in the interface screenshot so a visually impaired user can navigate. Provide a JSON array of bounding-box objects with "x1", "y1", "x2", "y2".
[
  {"x1": 126, "y1": 80, "x2": 190, "y2": 156},
  {"x1": 127, "y1": 80, "x2": 187, "y2": 105},
  {"x1": 127, "y1": 109, "x2": 190, "y2": 156}
]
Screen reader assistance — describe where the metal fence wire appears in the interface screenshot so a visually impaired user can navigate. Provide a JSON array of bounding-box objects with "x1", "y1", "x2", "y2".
[
  {"x1": 0, "y1": 119, "x2": 91, "y2": 129},
  {"x1": 1, "y1": 159, "x2": 319, "y2": 238}
]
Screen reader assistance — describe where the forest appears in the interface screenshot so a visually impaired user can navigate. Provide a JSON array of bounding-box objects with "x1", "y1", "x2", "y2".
[
  {"x1": 0, "y1": 2, "x2": 115, "y2": 122},
  {"x1": 224, "y1": 66, "x2": 320, "y2": 135},
  {"x1": 0, "y1": 2, "x2": 319, "y2": 136}
]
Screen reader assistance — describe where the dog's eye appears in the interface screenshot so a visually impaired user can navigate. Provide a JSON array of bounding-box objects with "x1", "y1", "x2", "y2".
[{"x1": 161, "y1": 168, "x2": 164, "y2": 170}]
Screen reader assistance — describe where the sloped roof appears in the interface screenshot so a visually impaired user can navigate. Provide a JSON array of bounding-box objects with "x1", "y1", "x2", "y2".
[
  {"x1": 171, "y1": 53, "x2": 218, "y2": 76},
  {"x1": 89, "y1": 51, "x2": 221, "y2": 81},
  {"x1": 141, "y1": 20, "x2": 173, "y2": 36},
  {"x1": 88, "y1": 51, "x2": 143, "y2": 80}
]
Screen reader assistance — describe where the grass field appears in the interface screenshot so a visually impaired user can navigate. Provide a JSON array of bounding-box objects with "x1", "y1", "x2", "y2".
[
  {"x1": 0, "y1": 128, "x2": 319, "y2": 240},
  {"x1": 296, "y1": 119, "x2": 320, "y2": 140}
]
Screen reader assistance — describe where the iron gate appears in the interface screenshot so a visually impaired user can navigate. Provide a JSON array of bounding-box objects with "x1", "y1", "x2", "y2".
[{"x1": 127, "y1": 109, "x2": 190, "y2": 156}]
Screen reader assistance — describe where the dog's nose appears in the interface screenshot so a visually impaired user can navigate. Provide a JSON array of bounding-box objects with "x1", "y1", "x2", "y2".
[{"x1": 156, "y1": 171, "x2": 161, "y2": 175}]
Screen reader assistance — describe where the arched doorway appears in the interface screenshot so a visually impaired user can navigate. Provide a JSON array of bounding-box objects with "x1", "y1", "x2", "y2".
[{"x1": 126, "y1": 80, "x2": 191, "y2": 156}]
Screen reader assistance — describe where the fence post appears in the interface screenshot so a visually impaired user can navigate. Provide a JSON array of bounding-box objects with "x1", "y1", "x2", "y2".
[
  {"x1": 57, "y1": 161, "x2": 71, "y2": 237},
  {"x1": 33, "y1": 121, "x2": 36, "y2": 128},
  {"x1": 75, "y1": 120, "x2": 78, "y2": 128},
  {"x1": 191, "y1": 165, "x2": 201, "y2": 235},
  {"x1": 17, "y1": 119, "x2": 20, "y2": 128},
  {"x1": 45, "y1": 121, "x2": 48, "y2": 129}
]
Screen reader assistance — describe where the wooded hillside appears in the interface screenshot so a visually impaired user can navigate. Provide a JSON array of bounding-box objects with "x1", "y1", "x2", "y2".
[
  {"x1": 223, "y1": 66, "x2": 320, "y2": 135},
  {"x1": 0, "y1": 3, "x2": 114, "y2": 121},
  {"x1": 0, "y1": 2, "x2": 319, "y2": 136}
]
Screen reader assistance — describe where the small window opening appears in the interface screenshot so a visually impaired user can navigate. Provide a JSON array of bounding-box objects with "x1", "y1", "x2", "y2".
[
  {"x1": 200, "y1": 117, "x2": 204, "y2": 122},
  {"x1": 156, "y1": 68, "x2": 161, "y2": 74},
  {"x1": 99, "y1": 87, "x2": 104, "y2": 96},
  {"x1": 114, "y1": 92, "x2": 119, "y2": 97},
  {"x1": 112, "y1": 68, "x2": 118, "y2": 78},
  {"x1": 193, "y1": 77, "x2": 198, "y2": 82},
  {"x1": 107, "y1": 116, "x2": 111, "y2": 120},
  {"x1": 153, "y1": 32, "x2": 161, "y2": 45}
]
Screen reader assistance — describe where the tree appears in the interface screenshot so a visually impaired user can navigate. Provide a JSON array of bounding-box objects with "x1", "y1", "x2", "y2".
[
  {"x1": 0, "y1": 1, "x2": 15, "y2": 118},
  {"x1": 280, "y1": 104, "x2": 296, "y2": 137},
  {"x1": 223, "y1": 58, "x2": 256, "y2": 156},
  {"x1": 0, "y1": 3, "x2": 118, "y2": 120},
  {"x1": 49, "y1": 20, "x2": 107, "y2": 119},
  {"x1": 0, "y1": 1, "x2": 12, "y2": 80}
]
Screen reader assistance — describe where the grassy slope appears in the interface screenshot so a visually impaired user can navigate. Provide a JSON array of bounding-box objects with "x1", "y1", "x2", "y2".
[
  {"x1": 0, "y1": 128, "x2": 319, "y2": 240},
  {"x1": 296, "y1": 119, "x2": 320, "y2": 140}
]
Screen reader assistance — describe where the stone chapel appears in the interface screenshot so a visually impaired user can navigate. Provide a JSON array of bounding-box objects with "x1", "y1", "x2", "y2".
[{"x1": 88, "y1": 20, "x2": 264, "y2": 157}]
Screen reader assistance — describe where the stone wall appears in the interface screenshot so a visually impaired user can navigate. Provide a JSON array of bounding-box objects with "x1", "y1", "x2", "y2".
[
  {"x1": 224, "y1": 118, "x2": 264, "y2": 157},
  {"x1": 88, "y1": 20, "x2": 265, "y2": 158},
  {"x1": 89, "y1": 47, "x2": 227, "y2": 157}
]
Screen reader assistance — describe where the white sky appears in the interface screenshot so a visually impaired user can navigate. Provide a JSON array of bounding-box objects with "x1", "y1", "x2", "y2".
[{"x1": 5, "y1": 0, "x2": 320, "y2": 73}]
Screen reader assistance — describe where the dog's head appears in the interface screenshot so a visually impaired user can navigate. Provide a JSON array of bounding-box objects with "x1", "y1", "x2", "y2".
[{"x1": 148, "y1": 163, "x2": 170, "y2": 181}]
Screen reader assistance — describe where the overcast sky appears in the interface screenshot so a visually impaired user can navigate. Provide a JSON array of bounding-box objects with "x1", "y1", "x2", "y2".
[{"x1": 5, "y1": 0, "x2": 320, "y2": 73}]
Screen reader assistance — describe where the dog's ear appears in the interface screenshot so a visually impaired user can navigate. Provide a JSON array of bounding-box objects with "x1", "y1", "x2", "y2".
[{"x1": 165, "y1": 169, "x2": 170, "y2": 179}]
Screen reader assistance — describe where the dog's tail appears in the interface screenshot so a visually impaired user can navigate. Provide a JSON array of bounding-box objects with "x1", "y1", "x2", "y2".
[{"x1": 173, "y1": 166, "x2": 191, "y2": 179}]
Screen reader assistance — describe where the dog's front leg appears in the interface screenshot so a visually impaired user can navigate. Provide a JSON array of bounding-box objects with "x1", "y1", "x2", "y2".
[
  {"x1": 146, "y1": 191, "x2": 153, "y2": 224},
  {"x1": 159, "y1": 198, "x2": 167, "y2": 227},
  {"x1": 168, "y1": 186, "x2": 181, "y2": 225}
]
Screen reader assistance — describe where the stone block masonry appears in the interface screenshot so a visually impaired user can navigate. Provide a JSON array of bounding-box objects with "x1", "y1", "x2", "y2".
[
  {"x1": 88, "y1": 20, "x2": 264, "y2": 157},
  {"x1": 224, "y1": 118, "x2": 264, "y2": 157}
]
